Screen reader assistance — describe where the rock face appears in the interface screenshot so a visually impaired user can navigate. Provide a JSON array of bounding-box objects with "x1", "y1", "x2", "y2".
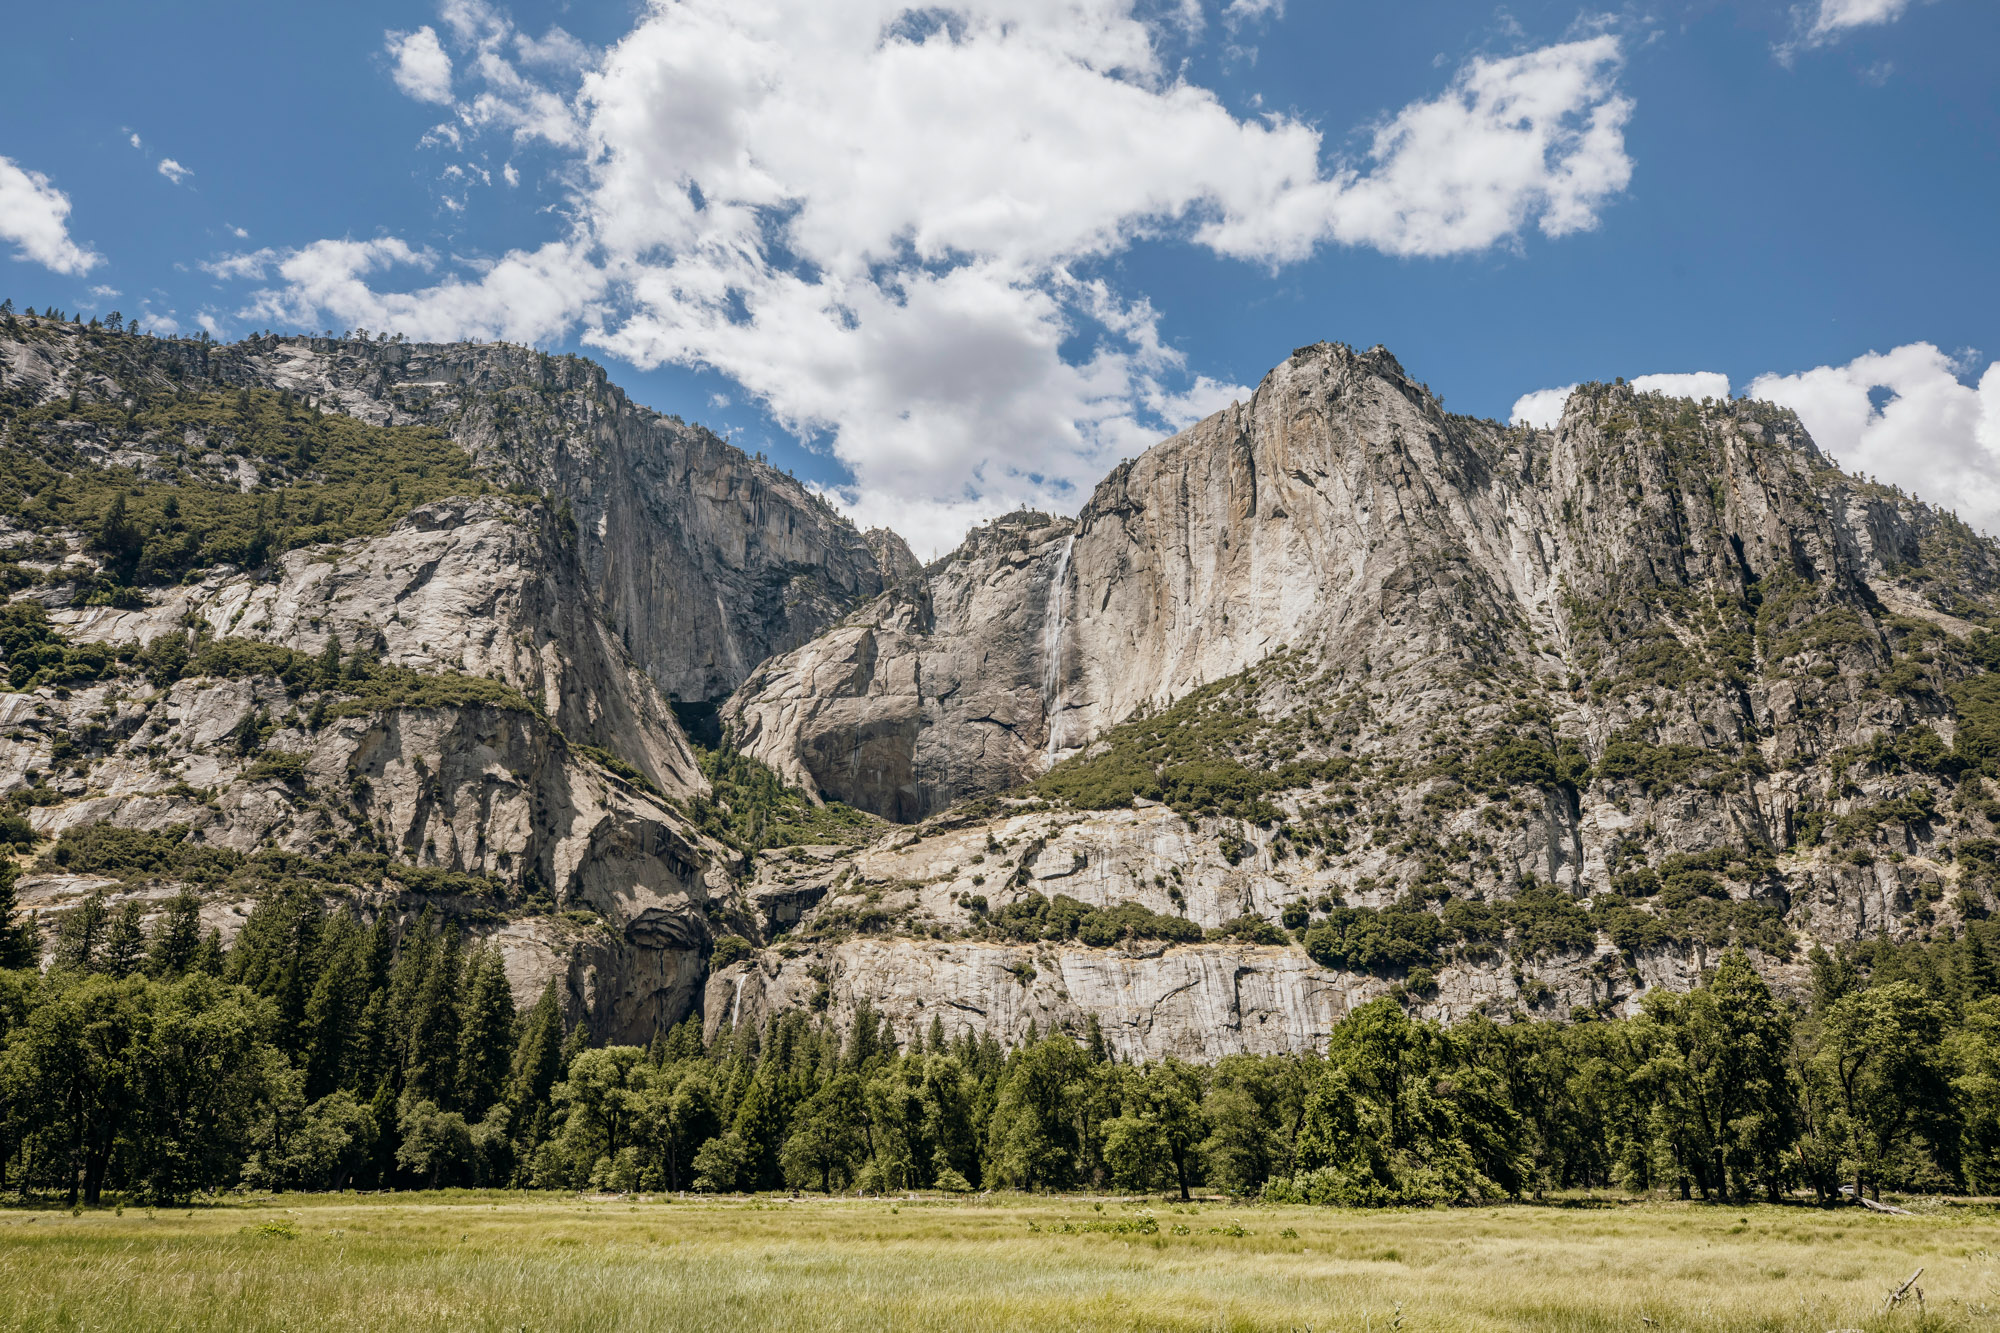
[
  {"x1": 719, "y1": 341, "x2": 2000, "y2": 1051},
  {"x1": 243, "y1": 337, "x2": 911, "y2": 703},
  {"x1": 61, "y1": 495, "x2": 703, "y2": 798},
  {"x1": 1, "y1": 665, "x2": 720, "y2": 1043},
  {"x1": 0, "y1": 322, "x2": 885, "y2": 1039},
  {"x1": 731, "y1": 344, "x2": 1994, "y2": 824},
  {"x1": 10, "y1": 321, "x2": 2000, "y2": 1061}
]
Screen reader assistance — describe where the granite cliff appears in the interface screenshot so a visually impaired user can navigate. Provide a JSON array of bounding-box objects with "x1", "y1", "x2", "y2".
[
  {"x1": 718, "y1": 342, "x2": 2000, "y2": 1055},
  {"x1": 7, "y1": 320, "x2": 1999, "y2": 1061},
  {"x1": 0, "y1": 318, "x2": 905, "y2": 1040}
]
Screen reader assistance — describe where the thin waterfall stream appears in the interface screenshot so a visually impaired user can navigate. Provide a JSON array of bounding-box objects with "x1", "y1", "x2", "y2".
[{"x1": 1042, "y1": 532, "x2": 1075, "y2": 761}]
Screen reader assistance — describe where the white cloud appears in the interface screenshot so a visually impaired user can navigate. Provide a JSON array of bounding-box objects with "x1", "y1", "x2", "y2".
[
  {"x1": 387, "y1": 26, "x2": 455, "y2": 104},
  {"x1": 502, "y1": 161, "x2": 520, "y2": 187},
  {"x1": 243, "y1": 2, "x2": 1638, "y2": 557},
  {"x1": 128, "y1": 132, "x2": 142, "y2": 150},
  {"x1": 231, "y1": 225, "x2": 250, "y2": 239},
  {"x1": 1224, "y1": 0, "x2": 1284, "y2": 20},
  {"x1": 1630, "y1": 370, "x2": 1730, "y2": 401},
  {"x1": 89, "y1": 285, "x2": 120, "y2": 299},
  {"x1": 1511, "y1": 385, "x2": 1576, "y2": 429},
  {"x1": 1511, "y1": 370, "x2": 1728, "y2": 428},
  {"x1": 0, "y1": 157, "x2": 100, "y2": 274},
  {"x1": 1809, "y1": 0, "x2": 1915, "y2": 38},
  {"x1": 1199, "y1": 35, "x2": 1632, "y2": 261},
  {"x1": 514, "y1": 25, "x2": 591, "y2": 70},
  {"x1": 239, "y1": 236, "x2": 603, "y2": 345},
  {"x1": 157, "y1": 158, "x2": 192, "y2": 185},
  {"x1": 1780, "y1": 0, "x2": 1920, "y2": 58},
  {"x1": 202, "y1": 248, "x2": 280, "y2": 280},
  {"x1": 1750, "y1": 344, "x2": 2000, "y2": 532}
]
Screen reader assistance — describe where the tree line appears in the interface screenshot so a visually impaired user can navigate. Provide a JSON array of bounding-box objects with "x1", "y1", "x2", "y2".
[{"x1": 1, "y1": 868, "x2": 1998, "y2": 1206}]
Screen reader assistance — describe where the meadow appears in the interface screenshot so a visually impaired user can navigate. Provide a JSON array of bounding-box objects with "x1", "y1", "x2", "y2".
[{"x1": 3, "y1": 1193, "x2": 1997, "y2": 1332}]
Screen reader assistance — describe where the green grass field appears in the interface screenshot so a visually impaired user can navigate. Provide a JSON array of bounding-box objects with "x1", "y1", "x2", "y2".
[{"x1": 3, "y1": 1193, "x2": 1997, "y2": 1331}]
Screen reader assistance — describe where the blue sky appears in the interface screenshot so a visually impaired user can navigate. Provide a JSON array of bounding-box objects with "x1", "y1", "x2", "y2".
[{"x1": 2, "y1": 0, "x2": 1995, "y2": 554}]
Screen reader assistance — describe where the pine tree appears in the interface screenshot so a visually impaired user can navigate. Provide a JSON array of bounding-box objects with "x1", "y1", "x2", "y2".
[
  {"x1": 456, "y1": 948, "x2": 518, "y2": 1116},
  {"x1": 731, "y1": 1073, "x2": 788, "y2": 1191},
  {"x1": 405, "y1": 925, "x2": 465, "y2": 1107},
  {"x1": 230, "y1": 886, "x2": 325, "y2": 1045},
  {"x1": 508, "y1": 979, "x2": 564, "y2": 1114},
  {"x1": 315, "y1": 634, "x2": 342, "y2": 688},
  {"x1": 52, "y1": 891, "x2": 109, "y2": 972},
  {"x1": 303, "y1": 914, "x2": 371, "y2": 1099},
  {"x1": 661, "y1": 1013, "x2": 704, "y2": 1064},
  {"x1": 100, "y1": 901, "x2": 146, "y2": 978},
  {"x1": 145, "y1": 891, "x2": 203, "y2": 978},
  {"x1": 190, "y1": 928, "x2": 226, "y2": 976},
  {"x1": 0, "y1": 859, "x2": 36, "y2": 969},
  {"x1": 1957, "y1": 929, "x2": 2000, "y2": 1002}
]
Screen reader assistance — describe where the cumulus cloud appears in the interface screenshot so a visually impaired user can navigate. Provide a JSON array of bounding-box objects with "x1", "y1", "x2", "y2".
[
  {"x1": 157, "y1": 158, "x2": 192, "y2": 185},
  {"x1": 1751, "y1": 344, "x2": 2000, "y2": 532},
  {"x1": 1630, "y1": 371, "x2": 1730, "y2": 401},
  {"x1": 387, "y1": 26, "x2": 454, "y2": 104},
  {"x1": 237, "y1": 2, "x2": 1639, "y2": 557},
  {"x1": 1201, "y1": 35, "x2": 1631, "y2": 261},
  {"x1": 202, "y1": 248, "x2": 279, "y2": 280},
  {"x1": 1225, "y1": 0, "x2": 1284, "y2": 19},
  {"x1": 239, "y1": 236, "x2": 603, "y2": 345},
  {"x1": 0, "y1": 157, "x2": 99, "y2": 274},
  {"x1": 1513, "y1": 371, "x2": 1728, "y2": 428},
  {"x1": 1511, "y1": 385, "x2": 1576, "y2": 429}
]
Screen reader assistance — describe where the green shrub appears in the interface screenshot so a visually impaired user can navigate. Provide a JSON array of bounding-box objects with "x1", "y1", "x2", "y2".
[
  {"x1": 689, "y1": 744, "x2": 883, "y2": 853},
  {"x1": 986, "y1": 891, "x2": 1201, "y2": 947},
  {"x1": 1302, "y1": 907, "x2": 1442, "y2": 974},
  {"x1": 1208, "y1": 915, "x2": 1289, "y2": 947},
  {"x1": 0, "y1": 599, "x2": 119, "y2": 690},
  {"x1": 243, "y1": 751, "x2": 308, "y2": 784},
  {"x1": 0, "y1": 384, "x2": 480, "y2": 585}
]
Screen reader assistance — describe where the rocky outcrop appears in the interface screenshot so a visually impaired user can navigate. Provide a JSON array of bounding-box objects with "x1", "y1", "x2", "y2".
[
  {"x1": 0, "y1": 663, "x2": 721, "y2": 1044},
  {"x1": 729, "y1": 344, "x2": 1996, "y2": 825},
  {"x1": 704, "y1": 935, "x2": 1715, "y2": 1061},
  {"x1": 241, "y1": 336, "x2": 912, "y2": 702},
  {"x1": 11, "y1": 320, "x2": 2000, "y2": 1061},
  {"x1": 716, "y1": 341, "x2": 2000, "y2": 1049},
  {"x1": 56, "y1": 495, "x2": 703, "y2": 797}
]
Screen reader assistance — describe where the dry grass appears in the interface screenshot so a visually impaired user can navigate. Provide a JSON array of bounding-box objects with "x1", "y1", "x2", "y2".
[{"x1": 2, "y1": 1193, "x2": 1998, "y2": 1331}]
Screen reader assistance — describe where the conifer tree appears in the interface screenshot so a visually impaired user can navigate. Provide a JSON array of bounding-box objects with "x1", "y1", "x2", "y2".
[
  {"x1": 52, "y1": 891, "x2": 109, "y2": 972},
  {"x1": 145, "y1": 891, "x2": 203, "y2": 978},
  {"x1": 512, "y1": 980, "x2": 568, "y2": 1112},
  {"x1": 406, "y1": 925, "x2": 464, "y2": 1107},
  {"x1": 456, "y1": 947, "x2": 518, "y2": 1115},
  {"x1": 190, "y1": 927, "x2": 226, "y2": 976},
  {"x1": 315, "y1": 634, "x2": 341, "y2": 688},
  {"x1": 0, "y1": 859, "x2": 36, "y2": 968},
  {"x1": 100, "y1": 901, "x2": 146, "y2": 978}
]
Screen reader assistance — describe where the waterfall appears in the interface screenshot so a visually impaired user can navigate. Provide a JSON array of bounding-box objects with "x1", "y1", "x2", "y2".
[{"x1": 1042, "y1": 533, "x2": 1075, "y2": 761}]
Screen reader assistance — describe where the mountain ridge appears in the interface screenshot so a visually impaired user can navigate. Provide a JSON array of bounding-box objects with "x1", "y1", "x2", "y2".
[{"x1": 4, "y1": 313, "x2": 1999, "y2": 1058}]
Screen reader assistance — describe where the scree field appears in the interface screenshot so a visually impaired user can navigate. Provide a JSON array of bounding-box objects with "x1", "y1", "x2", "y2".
[{"x1": 2, "y1": 1194, "x2": 1998, "y2": 1331}]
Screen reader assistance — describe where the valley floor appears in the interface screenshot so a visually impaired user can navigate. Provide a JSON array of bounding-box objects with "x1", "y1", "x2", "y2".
[{"x1": 2, "y1": 1193, "x2": 1997, "y2": 1331}]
